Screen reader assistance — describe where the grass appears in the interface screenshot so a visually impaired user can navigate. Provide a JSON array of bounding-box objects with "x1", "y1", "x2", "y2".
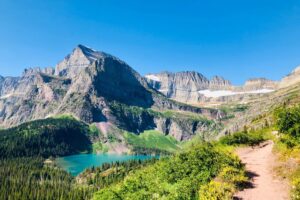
[
  {"x1": 219, "y1": 104, "x2": 249, "y2": 114},
  {"x1": 92, "y1": 141, "x2": 109, "y2": 153},
  {"x1": 155, "y1": 109, "x2": 214, "y2": 124},
  {"x1": 272, "y1": 137, "x2": 300, "y2": 200},
  {"x1": 52, "y1": 114, "x2": 77, "y2": 120},
  {"x1": 124, "y1": 130, "x2": 180, "y2": 153}
]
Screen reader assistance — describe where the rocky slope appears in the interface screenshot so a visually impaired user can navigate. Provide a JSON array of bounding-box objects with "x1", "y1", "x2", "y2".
[
  {"x1": 243, "y1": 78, "x2": 278, "y2": 91},
  {"x1": 0, "y1": 45, "x2": 223, "y2": 146},
  {"x1": 279, "y1": 66, "x2": 300, "y2": 89},
  {"x1": 217, "y1": 66, "x2": 300, "y2": 135},
  {"x1": 146, "y1": 72, "x2": 277, "y2": 105},
  {"x1": 145, "y1": 72, "x2": 232, "y2": 103}
]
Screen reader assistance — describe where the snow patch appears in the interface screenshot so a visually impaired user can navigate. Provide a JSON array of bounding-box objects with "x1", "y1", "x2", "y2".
[
  {"x1": 145, "y1": 74, "x2": 160, "y2": 82},
  {"x1": 198, "y1": 89, "x2": 274, "y2": 98},
  {"x1": 0, "y1": 93, "x2": 14, "y2": 99},
  {"x1": 0, "y1": 93, "x2": 24, "y2": 99}
]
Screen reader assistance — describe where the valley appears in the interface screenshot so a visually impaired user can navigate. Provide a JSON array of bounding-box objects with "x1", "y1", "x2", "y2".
[{"x1": 2, "y1": 45, "x2": 300, "y2": 199}]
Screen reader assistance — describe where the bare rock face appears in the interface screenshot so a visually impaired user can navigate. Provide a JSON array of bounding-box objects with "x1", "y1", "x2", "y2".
[
  {"x1": 146, "y1": 71, "x2": 279, "y2": 105},
  {"x1": 146, "y1": 71, "x2": 208, "y2": 103},
  {"x1": 209, "y1": 76, "x2": 232, "y2": 90},
  {"x1": 55, "y1": 44, "x2": 111, "y2": 78},
  {"x1": 279, "y1": 66, "x2": 300, "y2": 88},
  {"x1": 146, "y1": 71, "x2": 209, "y2": 97},
  {"x1": 145, "y1": 72, "x2": 232, "y2": 103},
  {"x1": 243, "y1": 78, "x2": 278, "y2": 91},
  {"x1": 0, "y1": 76, "x2": 20, "y2": 96},
  {"x1": 0, "y1": 45, "x2": 220, "y2": 141}
]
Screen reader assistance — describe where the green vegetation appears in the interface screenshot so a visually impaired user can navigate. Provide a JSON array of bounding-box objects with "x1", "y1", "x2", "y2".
[
  {"x1": 93, "y1": 143, "x2": 247, "y2": 200},
  {"x1": 89, "y1": 124, "x2": 101, "y2": 138},
  {"x1": 0, "y1": 157, "x2": 93, "y2": 200},
  {"x1": 0, "y1": 118, "x2": 92, "y2": 158},
  {"x1": 219, "y1": 129, "x2": 270, "y2": 146},
  {"x1": 0, "y1": 156, "x2": 157, "y2": 200},
  {"x1": 275, "y1": 105, "x2": 300, "y2": 142},
  {"x1": 157, "y1": 109, "x2": 214, "y2": 124},
  {"x1": 199, "y1": 166, "x2": 247, "y2": 200},
  {"x1": 109, "y1": 101, "x2": 155, "y2": 117},
  {"x1": 0, "y1": 103, "x2": 259, "y2": 200},
  {"x1": 219, "y1": 104, "x2": 249, "y2": 120},
  {"x1": 110, "y1": 101, "x2": 216, "y2": 128},
  {"x1": 124, "y1": 130, "x2": 180, "y2": 154},
  {"x1": 78, "y1": 158, "x2": 158, "y2": 191},
  {"x1": 52, "y1": 113, "x2": 78, "y2": 120},
  {"x1": 220, "y1": 104, "x2": 249, "y2": 114},
  {"x1": 273, "y1": 105, "x2": 300, "y2": 199},
  {"x1": 92, "y1": 141, "x2": 109, "y2": 153}
]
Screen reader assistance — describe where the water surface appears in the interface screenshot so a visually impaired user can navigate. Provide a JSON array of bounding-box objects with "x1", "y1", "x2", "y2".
[{"x1": 56, "y1": 153, "x2": 157, "y2": 176}]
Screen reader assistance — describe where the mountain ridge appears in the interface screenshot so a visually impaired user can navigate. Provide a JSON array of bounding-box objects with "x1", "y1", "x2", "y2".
[{"x1": 0, "y1": 45, "x2": 223, "y2": 150}]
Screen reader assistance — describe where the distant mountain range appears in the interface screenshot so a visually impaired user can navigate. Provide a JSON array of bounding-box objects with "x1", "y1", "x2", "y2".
[
  {"x1": 0, "y1": 45, "x2": 223, "y2": 153},
  {"x1": 145, "y1": 67, "x2": 300, "y2": 104},
  {"x1": 145, "y1": 72, "x2": 278, "y2": 104},
  {"x1": 1, "y1": 44, "x2": 300, "y2": 153}
]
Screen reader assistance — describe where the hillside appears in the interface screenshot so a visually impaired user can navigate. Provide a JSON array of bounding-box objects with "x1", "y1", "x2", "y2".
[{"x1": 0, "y1": 45, "x2": 226, "y2": 154}]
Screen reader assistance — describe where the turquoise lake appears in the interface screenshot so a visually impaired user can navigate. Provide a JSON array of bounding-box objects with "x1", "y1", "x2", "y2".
[{"x1": 56, "y1": 154, "x2": 157, "y2": 176}]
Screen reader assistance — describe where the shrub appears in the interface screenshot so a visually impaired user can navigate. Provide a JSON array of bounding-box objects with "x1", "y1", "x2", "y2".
[
  {"x1": 218, "y1": 166, "x2": 248, "y2": 189},
  {"x1": 292, "y1": 178, "x2": 300, "y2": 200},
  {"x1": 199, "y1": 181, "x2": 235, "y2": 200},
  {"x1": 220, "y1": 130, "x2": 265, "y2": 146},
  {"x1": 93, "y1": 143, "x2": 244, "y2": 200},
  {"x1": 275, "y1": 106, "x2": 300, "y2": 138}
]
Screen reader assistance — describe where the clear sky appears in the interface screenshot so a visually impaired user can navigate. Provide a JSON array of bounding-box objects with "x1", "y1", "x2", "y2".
[{"x1": 0, "y1": 0, "x2": 300, "y2": 84}]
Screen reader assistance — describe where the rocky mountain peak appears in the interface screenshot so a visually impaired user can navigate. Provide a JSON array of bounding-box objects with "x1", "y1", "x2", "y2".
[
  {"x1": 243, "y1": 78, "x2": 278, "y2": 90},
  {"x1": 55, "y1": 44, "x2": 112, "y2": 77},
  {"x1": 291, "y1": 65, "x2": 300, "y2": 75},
  {"x1": 22, "y1": 67, "x2": 42, "y2": 76},
  {"x1": 279, "y1": 65, "x2": 300, "y2": 88},
  {"x1": 209, "y1": 76, "x2": 232, "y2": 89}
]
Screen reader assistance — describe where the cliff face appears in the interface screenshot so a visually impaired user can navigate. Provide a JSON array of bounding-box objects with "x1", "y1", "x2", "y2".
[
  {"x1": 0, "y1": 76, "x2": 20, "y2": 97},
  {"x1": 209, "y1": 76, "x2": 232, "y2": 90},
  {"x1": 0, "y1": 45, "x2": 221, "y2": 142},
  {"x1": 145, "y1": 72, "x2": 232, "y2": 103},
  {"x1": 279, "y1": 66, "x2": 300, "y2": 88},
  {"x1": 243, "y1": 78, "x2": 278, "y2": 91},
  {"x1": 146, "y1": 71, "x2": 279, "y2": 104}
]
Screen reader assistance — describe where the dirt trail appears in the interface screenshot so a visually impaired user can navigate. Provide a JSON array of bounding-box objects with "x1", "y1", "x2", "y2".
[{"x1": 234, "y1": 141, "x2": 289, "y2": 200}]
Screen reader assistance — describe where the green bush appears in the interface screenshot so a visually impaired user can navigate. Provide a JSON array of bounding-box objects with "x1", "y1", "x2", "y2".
[
  {"x1": 275, "y1": 105, "x2": 300, "y2": 138},
  {"x1": 292, "y1": 178, "x2": 300, "y2": 200},
  {"x1": 93, "y1": 143, "x2": 244, "y2": 200},
  {"x1": 274, "y1": 105, "x2": 300, "y2": 199},
  {"x1": 219, "y1": 130, "x2": 265, "y2": 146},
  {"x1": 199, "y1": 181, "x2": 235, "y2": 200},
  {"x1": 218, "y1": 166, "x2": 248, "y2": 189}
]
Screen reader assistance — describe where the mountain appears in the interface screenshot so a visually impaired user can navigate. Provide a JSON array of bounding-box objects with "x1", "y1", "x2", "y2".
[
  {"x1": 0, "y1": 45, "x2": 223, "y2": 150},
  {"x1": 243, "y1": 78, "x2": 278, "y2": 90},
  {"x1": 145, "y1": 71, "x2": 234, "y2": 103},
  {"x1": 145, "y1": 71, "x2": 211, "y2": 103},
  {"x1": 145, "y1": 71, "x2": 278, "y2": 104},
  {"x1": 279, "y1": 66, "x2": 300, "y2": 88}
]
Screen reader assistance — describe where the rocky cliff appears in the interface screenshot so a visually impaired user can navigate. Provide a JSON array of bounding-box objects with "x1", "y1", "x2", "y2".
[
  {"x1": 146, "y1": 71, "x2": 277, "y2": 105},
  {"x1": 0, "y1": 45, "x2": 222, "y2": 142},
  {"x1": 242, "y1": 78, "x2": 278, "y2": 91},
  {"x1": 145, "y1": 71, "x2": 232, "y2": 103},
  {"x1": 279, "y1": 66, "x2": 300, "y2": 88}
]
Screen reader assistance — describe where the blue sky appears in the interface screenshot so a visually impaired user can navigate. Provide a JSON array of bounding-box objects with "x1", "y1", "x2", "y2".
[{"x1": 0, "y1": 0, "x2": 300, "y2": 84}]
